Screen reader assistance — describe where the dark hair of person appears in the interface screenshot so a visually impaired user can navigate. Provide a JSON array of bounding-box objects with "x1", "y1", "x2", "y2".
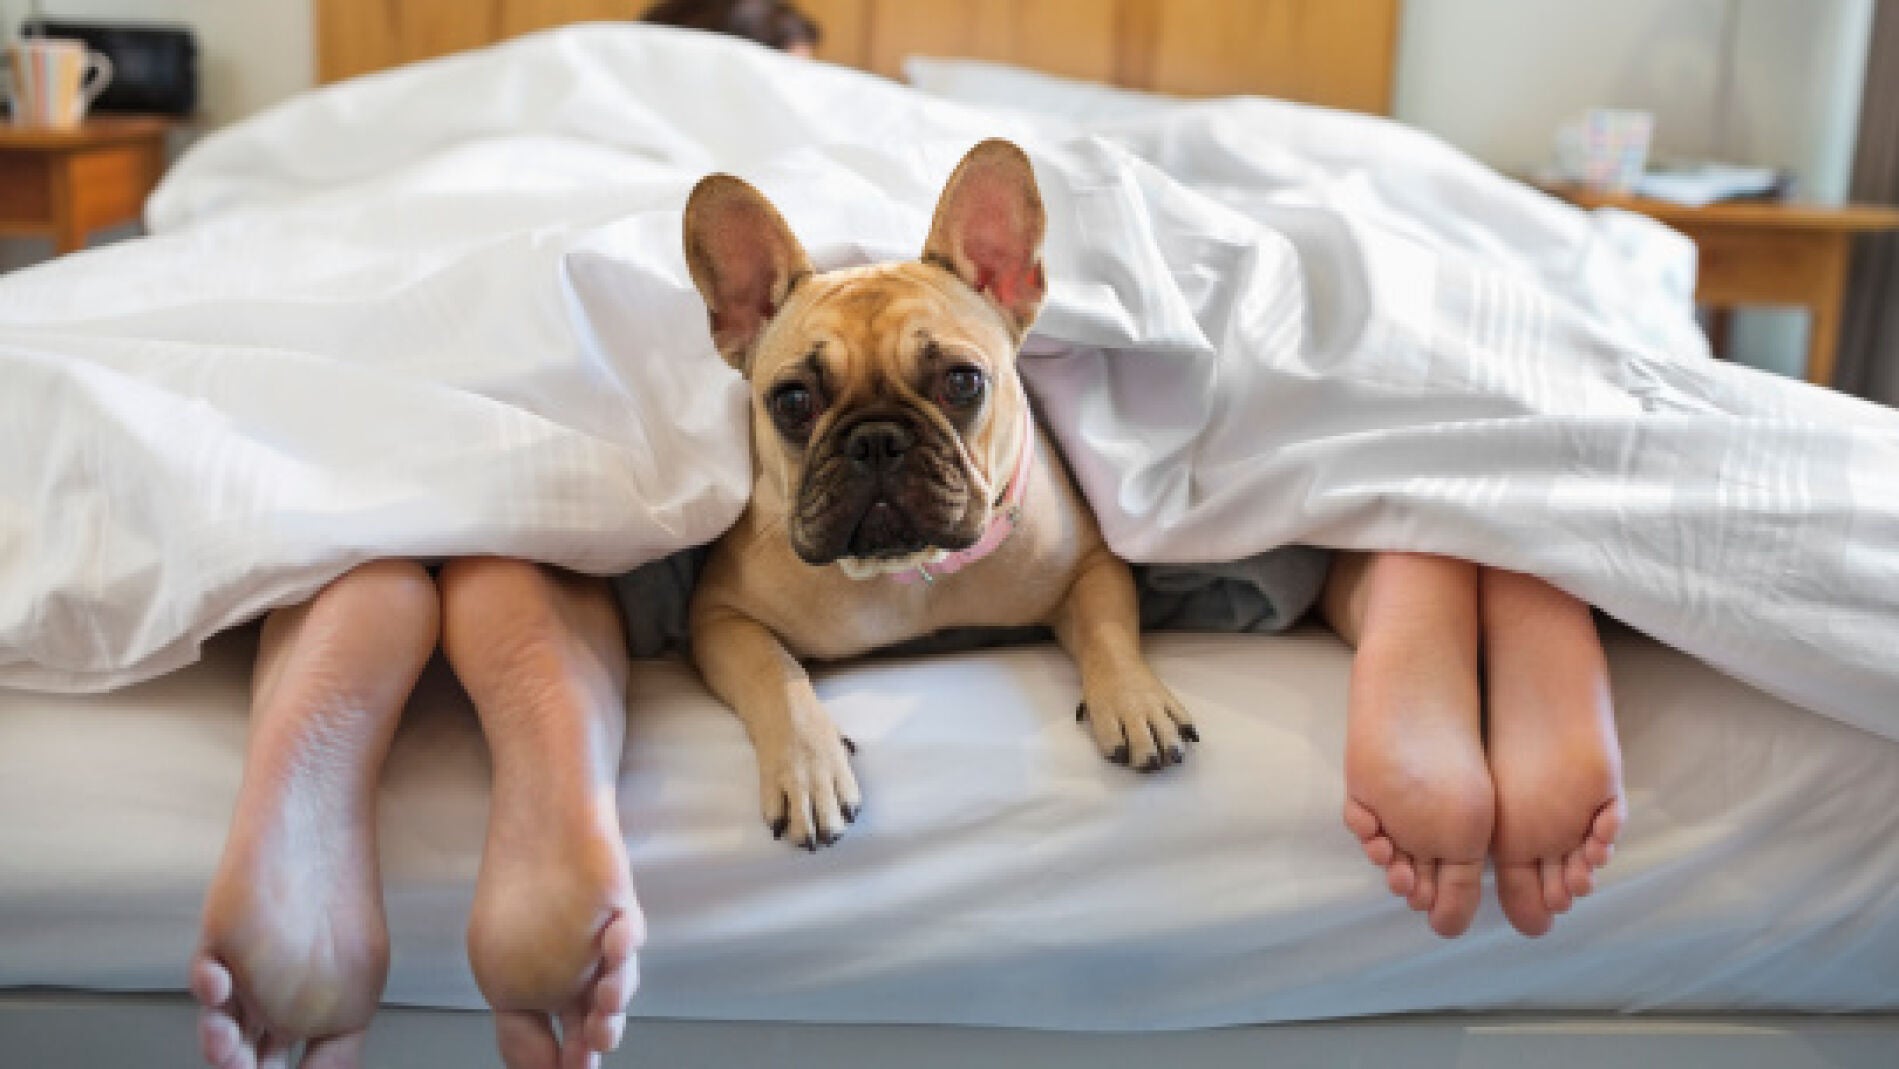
[{"x1": 639, "y1": 0, "x2": 821, "y2": 52}]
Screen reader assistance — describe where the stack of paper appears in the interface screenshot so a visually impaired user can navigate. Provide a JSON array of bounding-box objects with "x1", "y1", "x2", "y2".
[{"x1": 1634, "y1": 162, "x2": 1787, "y2": 207}]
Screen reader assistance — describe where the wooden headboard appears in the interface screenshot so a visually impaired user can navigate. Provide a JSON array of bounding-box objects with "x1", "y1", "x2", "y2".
[{"x1": 316, "y1": 0, "x2": 1400, "y2": 115}]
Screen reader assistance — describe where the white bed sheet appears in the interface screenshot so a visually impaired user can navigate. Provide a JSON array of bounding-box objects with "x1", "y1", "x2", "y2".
[{"x1": 3, "y1": 629, "x2": 1897, "y2": 1029}]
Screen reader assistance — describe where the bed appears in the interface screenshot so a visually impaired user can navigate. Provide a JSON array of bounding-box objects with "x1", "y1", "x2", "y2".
[
  {"x1": 6, "y1": 624, "x2": 1899, "y2": 1065},
  {"x1": 4, "y1": 2, "x2": 1899, "y2": 1065}
]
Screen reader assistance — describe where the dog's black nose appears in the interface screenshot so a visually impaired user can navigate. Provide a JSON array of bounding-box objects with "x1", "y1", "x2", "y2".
[{"x1": 844, "y1": 420, "x2": 913, "y2": 471}]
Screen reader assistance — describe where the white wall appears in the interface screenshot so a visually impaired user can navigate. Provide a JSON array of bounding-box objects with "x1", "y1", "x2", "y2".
[{"x1": 1394, "y1": 0, "x2": 1876, "y2": 378}]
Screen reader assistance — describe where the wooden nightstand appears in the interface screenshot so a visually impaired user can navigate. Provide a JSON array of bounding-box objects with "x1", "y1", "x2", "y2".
[
  {"x1": 0, "y1": 115, "x2": 177, "y2": 257},
  {"x1": 1539, "y1": 183, "x2": 1899, "y2": 386}
]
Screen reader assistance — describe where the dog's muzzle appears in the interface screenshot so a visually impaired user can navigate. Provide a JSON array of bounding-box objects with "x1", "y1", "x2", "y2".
[
  {"x1": 790, "y1": 413, "x2": 979, "y2": 568},
  {"x1": 842, "y1": 421, "x2": 925, "y2": 557}
]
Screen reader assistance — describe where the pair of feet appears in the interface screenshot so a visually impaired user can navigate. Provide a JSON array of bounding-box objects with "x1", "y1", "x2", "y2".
[
  {"x1": 193, "y1": 779, "x2": 640, "y2": 1069},
  {"x1": 190, "y1": 560, "x2": 646, "y2": 1069},
  {"x1": 1339, "y1": 556, "x2": 1625, "y2": 938}
]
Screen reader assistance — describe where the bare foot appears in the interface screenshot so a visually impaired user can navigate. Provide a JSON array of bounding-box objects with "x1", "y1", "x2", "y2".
[
  {"x1": 192, "y1": 561, "x2": 439, "y2": 1068},
  {"x1": 468, "y1": 787, "x2": 643, "y2": 1069},
  {"x1": 441, "y1": 558, "x2": 646, "y2": 1069},
  {"x1": 1482, "y1": 568, "x2": 1625, "y2": 937},
  {"x1": 1331, "y1": 553, "x2": 1494, "y2": 938}
]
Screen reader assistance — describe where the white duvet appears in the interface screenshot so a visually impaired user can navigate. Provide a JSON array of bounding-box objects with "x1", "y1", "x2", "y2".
[{"x1": 2, "y1": 26, "x2": 1896, "y2": 735}]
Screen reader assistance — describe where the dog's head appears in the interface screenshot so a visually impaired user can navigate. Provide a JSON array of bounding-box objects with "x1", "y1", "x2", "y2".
[{"x1": 683, "y1": 139, "x2": 1047, "y2": 576}]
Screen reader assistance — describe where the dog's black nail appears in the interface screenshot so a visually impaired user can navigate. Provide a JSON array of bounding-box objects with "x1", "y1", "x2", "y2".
[
  {"x1": 770, "y1": 816, "x2": 788, "y2": 839},
  {"x1": 842, "y1": 803, "x2": 859, "y2": 823},
  {"x1": 1167, "y1": 744, "x2": 1185, "y2": 765},
  {"x1": 818, "y1": 830, "x2": 839, "y2": 847},
  {"x1": 841, "y1": 736, "x2": 858, "y2": 755},
  {"x1": 1110, "y1": 744, "x2": 1129, "y2": 765},
  {"x1": 1076, "y1": 702, "x2": 1089, "y2": 723},
  {"x1": 803, "y1": 836, "x2": 818, "y2": 852},
  {"x1": 1139, "y1": 754, "x2": 1163, "y2": 773},
  {"x1": 1181, "y1": 724, "x2": 1201, "y2": 743}
]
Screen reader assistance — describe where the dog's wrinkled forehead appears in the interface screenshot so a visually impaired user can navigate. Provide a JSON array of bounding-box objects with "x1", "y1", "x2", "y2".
[
  {"x1": 683, "y1": 140, "x2": 1046, "y2": 378},
  {"x1": 750, "y1": 260, "x2": 1017, "y2": 387}
]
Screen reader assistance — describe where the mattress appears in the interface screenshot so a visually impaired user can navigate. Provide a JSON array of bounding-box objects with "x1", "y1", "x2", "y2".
[{"x1": 3, "y1": 625, "x2": 1897, "y2": 1028}]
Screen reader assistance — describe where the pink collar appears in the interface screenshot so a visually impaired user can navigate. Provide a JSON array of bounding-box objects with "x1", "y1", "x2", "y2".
[{"x1": 892, "y1": 403, "x2": 1035, "y2": 585}]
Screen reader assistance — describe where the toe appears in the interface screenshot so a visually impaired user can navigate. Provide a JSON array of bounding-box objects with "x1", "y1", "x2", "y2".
[
  {"x1": 1385, "y1": 854, "x2": 1417, "y2": 898},
  {"x1": 1497, "y1": 864, "x2": 1553, "y2": 937},
  {"x1": 190, "y1": 956, "x2": 234, "y2": 1009},
  {"x1": 834, "y1": 767, "x2": 863, "y2": 827},
  {"x1": 811, "y1": 785, "x2": 847, "y2": 848},
  {"x1": 558, "y1": 1008, "x2": 600, "y2": 1069},
  {"x1": 761, "y1": 785, "x2": 789, "y2": 841},
  {"x1": 1149, "y1": 711, "x2": 1187, "y2": 767},
  {"x1": 585, "y1": 1011, "x2": 626, "y2": 1055},
  {"x1": 1540, "y1": 856, "x2": 1574, "y2": 915},
  {"x1": 1584, "y1": 836, "x2": 1614, "y2": 868},
  {"x1": 495, "y1": 1011, "x2": 560, "y2": 1069},
  {"x1": 1362, "y1": 834, "x2": 1395, "y2": 868},
  {"x1": 1592, "y1": 797, "x2": 1626, "y2": 845},
  {"x1": 1586, "y1": 800, "x2": 1624, "y2": 867},
  {"x1": 1343, "y1": 798, "x2": 1380, "y2": 842},
  {"x1": 300, "y1": 1032, "x2": 368, "y2": 1069},
  {"x1": 784, "y1": 790, "x2": 819, "y2": 851},
  {"x1": 1083, "y1": 701, "x2": 1127, "y2": 762},
  {"x1": 199, "y1": 1009, "x2": 242, "y2": 1068},
  {"x1": 1427, "y1": 860, "x2": 1484, "y2": 938},
  {"x1": 816, "y1": 737, "x2": 861, "y2": 844},
  {"x1": 1167, "y1": 705, "x2": 1199, "y2": 746},
  {"x1": 1407, "y1": 859, "x2": 1438, "y2": 913},
  {"x1": 601, "y1": 907, "x2": 645, "y2": 966},
  {"x1": 1564, "y1": 850, "x2": 1595, "y2": 897}
]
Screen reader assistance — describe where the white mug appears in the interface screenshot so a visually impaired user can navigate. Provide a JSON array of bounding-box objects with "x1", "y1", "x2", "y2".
[
  {"x1": 5, "y1": 37, "x2": 114, "y2": 129},
  {"x1": 1553, "y1": 108, "x2": 1654, "y2": 194}
]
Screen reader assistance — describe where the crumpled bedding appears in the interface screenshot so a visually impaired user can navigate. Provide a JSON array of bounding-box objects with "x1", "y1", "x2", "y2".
[{"x1": 2, "y1": 25, "x2": 1895, "y2": 738}]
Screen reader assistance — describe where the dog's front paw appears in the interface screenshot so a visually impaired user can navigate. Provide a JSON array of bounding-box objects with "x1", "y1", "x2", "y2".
[
  {"x1": 1076, "y1": 673, "x2": 1196, "y2": 773},
  {"x1": 758, "y1": 720, "x2": 862, "y2": 851}
]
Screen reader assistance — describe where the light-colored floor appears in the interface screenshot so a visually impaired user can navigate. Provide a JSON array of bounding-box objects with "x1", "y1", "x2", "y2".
[{"x1": 4, "y1": 994, "x2": 1898, "y2": 1069}]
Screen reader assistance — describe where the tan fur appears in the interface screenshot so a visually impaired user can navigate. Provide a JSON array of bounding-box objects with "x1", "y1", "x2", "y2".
[
  {"x1": 696, "y1": 261, "x2": 1092, "y2": 659},
  {"x1": 682, "y1": 141, "x2": 1193, "y2": 849}
]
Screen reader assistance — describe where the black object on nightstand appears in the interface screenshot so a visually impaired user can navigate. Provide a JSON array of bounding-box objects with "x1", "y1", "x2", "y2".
[{"x1": 21, "y1": 19, "x2": 198, "y2": 116}]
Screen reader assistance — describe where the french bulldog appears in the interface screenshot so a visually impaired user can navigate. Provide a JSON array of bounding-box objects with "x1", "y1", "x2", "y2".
[{"x1": 682, "y1": 139, "x2": 1195, "y2": 850}]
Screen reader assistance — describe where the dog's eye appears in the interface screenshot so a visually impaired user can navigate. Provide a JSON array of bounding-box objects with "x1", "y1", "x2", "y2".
[
  {"x1": 768, "y1": 383, "x2": 818, "y2": 434},
  {"x1": 939, "y1": 366, "x2": 986, "y2": 409}
]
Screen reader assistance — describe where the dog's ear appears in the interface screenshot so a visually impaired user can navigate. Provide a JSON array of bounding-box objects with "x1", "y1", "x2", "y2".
[
  {"x1": 922, "y1": 139, "x2": 1047, "y2": 338},
  {"x1": 683, "y1": 175, "x2": 814, "y2": 374}
]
